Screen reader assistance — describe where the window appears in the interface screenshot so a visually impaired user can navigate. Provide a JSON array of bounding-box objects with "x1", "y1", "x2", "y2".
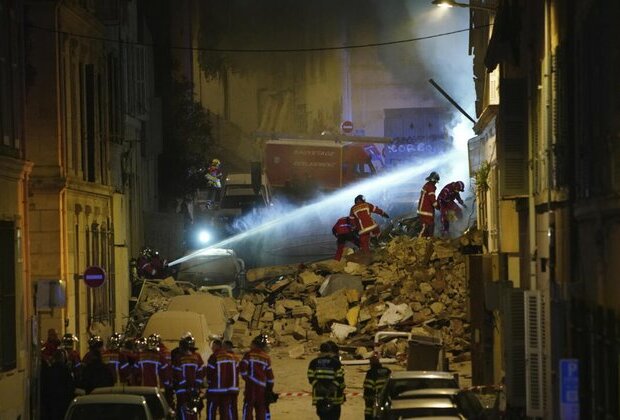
[{"x1": 0, "y1": 221, "x2": 16, "y2": 371}]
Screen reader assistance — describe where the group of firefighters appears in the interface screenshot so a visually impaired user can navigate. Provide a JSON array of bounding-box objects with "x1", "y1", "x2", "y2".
[
  {"x1": 40, "y1": 328, "x2": 276, "y2": 420},
  {"x1": 331, "y1": 171, "x2": 467, "y2": 260}
]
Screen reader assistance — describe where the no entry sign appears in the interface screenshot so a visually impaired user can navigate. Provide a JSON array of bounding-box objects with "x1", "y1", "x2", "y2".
[
  {"x1": 83, "y1": 266, "x2": 106, "y2": 288},
  {"x1": 341, "y1": 120, "x2": 354, "y2": 134}
]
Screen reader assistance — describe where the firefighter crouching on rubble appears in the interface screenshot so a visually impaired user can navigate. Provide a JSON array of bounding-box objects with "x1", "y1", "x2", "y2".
[
  {"x1": 206, "y1": 339, "x2": 239, "y2": 419},
  {"x1": 349, "y1": 195, "x2": 389, "y2": 254},
  {"x1": 363, "y1": 355, "x2": 391, "y2": 420},
  {"x1": 437, "y1": 180, "x2": 467, "y2": 237},
  {"x1": 332, "y1": 216, "x2": 360, "y2": 261},
  {"x1": 173, "y1": 332, "x2": 205, "y2": 419},
  {"x1": 240, "y1": 334, "x2": 275, "y2": 420},
  {"x1": 307, "y1": 341, "x2": 346, "y2": 420},
  {"x1": 417, "y1": 171, "x2": 440, "y2": 237}
]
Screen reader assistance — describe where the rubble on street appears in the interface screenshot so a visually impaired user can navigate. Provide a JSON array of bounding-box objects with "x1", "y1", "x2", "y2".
[{"x1": 131, "y1": 228, "x2": 482, "y2": 368}]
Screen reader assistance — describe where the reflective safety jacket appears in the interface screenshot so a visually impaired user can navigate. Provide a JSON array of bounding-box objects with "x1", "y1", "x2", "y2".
[
  {"x1": 332, "y1": 216, "x2": 358, "y2": 236},
  {"x1": 417, "y1": 181, "x2": 438, "y2": 218},
  {"x1": 438, "y1": 182, "x2": 464, "y2": 208},
  {"x1": 206, "y1": 349, "x2": 239, "y2": 394},
  {"x1": 363, "y1": 365, "x2": 391, "y2": 413},
  {"x1": 101, "y1": 349, "x2": 130, "y2": 385},
  {"x1": 135, "y1": 350, "x2": 166, "y2": 388},
  {"x1": 239, "y1": 349, "x2": 274, "y2": 388},
  {"x1": 307, "y1": 354, "x2": 345, "y2": 405},
  {"x1": 350, "y1": 202, "x2": 386, "y2": 234},
  {"x1": 172, "y1": 350, "x2": 205, "y2": 391}
]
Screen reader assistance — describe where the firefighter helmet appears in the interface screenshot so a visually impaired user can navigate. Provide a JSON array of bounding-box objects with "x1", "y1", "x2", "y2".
[
  {"x1": 425, "y1": 171, "x2": 440, "y2": 182},
  {"x1": 140, "y1": 246, "x2": 153, "y2": 258},
  {"x1": 147, "y1": 334, "x2": 161, "y2": 351},
  {"x1": 455, "y1": 181, "x2": 465, "y2": 192},
  {"x1": 252, "y1": 333, "x2": 270, "y2": 350},
  {"x1": 88, "y1": 335, "x2": 104, "y2": 350},
  {"x1": 180, "y1": 332, "x2": 196, "y2": 350},
  {"x1": 134, "y1": 336, "x2": 147, "y2": 352},
  {"x1": 108, "y1": 332, "x2": 124, "y2": 350},
  {"x1": 61, "y1": 333, "x2": 78, "y2": 349},
  {"x1": 354, "y1": 194, "x2": 366, "y2": 204},
  {"x1": 211, "y1": 158, "x2": 221, "y2": 166}
]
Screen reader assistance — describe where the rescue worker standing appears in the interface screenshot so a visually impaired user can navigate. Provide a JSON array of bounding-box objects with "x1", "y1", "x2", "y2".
[
  {"x1": 101, "y1": 332, "x2": 130, "y2": 385},
  {"x1": 60, "y1": 333, "x2": 81, "y2": 380},
  {"x1": 437, "y1": 180, "x2": 467, "y2": 236},
  {"x1": 173, "y1": 332, "x2": 205, "y2": 418},
  {"x1": 206, "y1": 339, "x2": 239, "y2": 419},
  {"x1": 41, "y1": 328, "x2": 61, "y2": 366},
  {"x1": 363, "y1": 355, "x2": 391, "y2": 420},
  {"x1": 307, "y1": 342, "x2": 346, "y2": 420},
  {"x1": 79, "y1": 336, "x2": 113, "y2": 394},
  {"x1": 349, "y1": 195, "x2": 389, "y2": 254},
  {"x1": 240, "y1": 334, "x2": 275, "y2": 420},
  {"x1": 206, "y1": 158, "x2": 223, "y2": 205},
  {"x1": 331, "y1": 216, "x2": 360, "y2": 261},
  {"x1": 223, "y1": 340, "x2": 241, "y2": 419},
  {"x1": 417, "y1": 171, "x2": 440, "y2": 237},
  {"x1": 135, "y1": 334, "x2": 167, "y2": 389}
]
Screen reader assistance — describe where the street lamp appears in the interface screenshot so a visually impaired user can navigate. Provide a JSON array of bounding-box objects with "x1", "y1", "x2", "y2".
[{"x1": 431, "y1": 0, "x2": 496, "y2": 13}]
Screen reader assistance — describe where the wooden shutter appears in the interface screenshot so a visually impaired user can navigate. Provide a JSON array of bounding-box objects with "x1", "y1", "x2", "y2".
[
  {"x1": 502, "y1": 286, "x2": 526, "y2": 406},
  {"x1": 525, "y1": 290, "x2": 545, "y2": 416},
  {"x1": 498, "y1": 78, "x2": 528, "y2": 197}
]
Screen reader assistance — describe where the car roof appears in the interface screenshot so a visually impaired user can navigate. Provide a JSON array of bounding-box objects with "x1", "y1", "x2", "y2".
[
  {"x1": 390, "y1": 397, "x2": 457, "y2": 410},
  {"x1": 390, "y1": 370, "x2": 457, "y2": 380},
  {"x1": 71, "y1": 394, "x2": 147, "y2": 405},
  {"x1": 91, "y1": 386, "x2": 161, "y2": 395}
]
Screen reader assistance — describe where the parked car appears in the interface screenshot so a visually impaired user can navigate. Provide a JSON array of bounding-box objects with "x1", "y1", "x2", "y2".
[
  {"x1": 174, "y1": 247, "x2": 246, "y2": 293},
  {"x1": 375, "y1": 371, "x2": 460, "y2": 419},
  {"x1": 381, "y1": 396, "x2": 463, "y2": 419},
  {"x1": 91, "y1": 386, "x2": 174, "y2": 420},
  {"x1": 64, "y1": 394, "x2": 152, "y2": 420},
  {"x1": 388, "y1": 388, "x2": 488, "y2": 419}
]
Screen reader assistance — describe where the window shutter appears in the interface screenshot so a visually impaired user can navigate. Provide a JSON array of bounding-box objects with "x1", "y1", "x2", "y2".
[
  {"x1": 502, "y1": 286, "x2": 526, "y2": 406},
  {"x1": 498, "y1": 78, "x2": 528, "y2": 197},
  {"x1": 525, "y1": 290, "x2": 545, "y2": 417}
]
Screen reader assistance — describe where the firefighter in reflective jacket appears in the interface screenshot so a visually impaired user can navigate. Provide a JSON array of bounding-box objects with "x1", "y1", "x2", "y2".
[
  {"x1": 349, "y1": 195, "x2": 389, "y2": 253},
  {"x1": 240, "y1": 334, "x2": 275, "y2": 420},
  {"x1": 206, "y1": 339, "x2": 239, "y2": 419},
  {"x1": 437, "y1": 180, "x2": 467, "y2": 236},
  {"x1": 331, "y1": 216, "x2": 360, "y2": 261},
  {"x1": 135, "y1": 334, "x2": 167, "y2": 388},
  {"x1": 101, "y1": 332, "x2": 130, "y2": 385},
  {"x1": 417, "y1": 171, "x2": 440, "y2": 237},
  {"x1": 60, "y1": 333, "x2": 82, "y2": 380},
  {"x1": 363, "y1": 355, "x2": 391, "y2": 420},
  {"x1": 307, "y1": 342, "x2": 346, "y2": 420},
  {"x1": 173, "y1": 333, "x2": 205, "y2": 417}
]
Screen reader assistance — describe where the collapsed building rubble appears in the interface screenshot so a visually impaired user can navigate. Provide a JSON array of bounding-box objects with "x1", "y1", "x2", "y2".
[
  {"x1": 129, "y1": 228, "x2": 482, "y2": 367},
  {"x1": 235, "y1": 229, "x2": 483, "y2": 364}
]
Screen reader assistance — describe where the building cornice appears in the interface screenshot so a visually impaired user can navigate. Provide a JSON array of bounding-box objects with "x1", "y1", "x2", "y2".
[
  {"x1": 0, "y1": 155, "x2": 33, "y2": 181},
  {"x1": 473, "y1": 105, "x2": 499, "y2": 135}
]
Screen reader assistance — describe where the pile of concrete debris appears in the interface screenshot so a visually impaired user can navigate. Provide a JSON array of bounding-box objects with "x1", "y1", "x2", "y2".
[{"x1": 232, "y1": 229, "x2": 483, "y2": 362}]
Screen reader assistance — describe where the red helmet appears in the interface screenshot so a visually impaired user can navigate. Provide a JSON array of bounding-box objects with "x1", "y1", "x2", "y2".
[{"x1": 455, "y1": 181, "x2": 465, "y2": 192}]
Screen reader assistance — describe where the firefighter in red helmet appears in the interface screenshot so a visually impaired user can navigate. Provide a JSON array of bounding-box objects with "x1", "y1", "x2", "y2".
[
  {"x1": 437, "y1": 180, "x2": 467, "y2": 236},
  {"x1": 349, "y1": 195, "x2": 389, "y2": 254},
  {"x1": 331, "y1": 216, "x2": 360, "y2": 261},
  {"x1": 416, "y1": 171, "x2": 440, "y2": 237}
]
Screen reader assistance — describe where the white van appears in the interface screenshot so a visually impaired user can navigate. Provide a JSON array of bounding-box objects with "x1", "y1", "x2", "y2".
[
  {"x1": 219, "y1": 172, "x2": 273, "y2": 215},
  {"x1": 142, "y1": 310, "x2": 213, "y2": 361}
]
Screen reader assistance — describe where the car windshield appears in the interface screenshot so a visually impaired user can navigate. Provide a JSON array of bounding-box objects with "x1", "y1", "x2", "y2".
[
  {"x1": 388, "y1": 378, "x2": 458, "y2": 399},
  {"x1": 142, "y1": 394, "x2": 165, "y2": 418},
  {"x1": 66, "y1": 404, "x2": 148, "y2": 420}
]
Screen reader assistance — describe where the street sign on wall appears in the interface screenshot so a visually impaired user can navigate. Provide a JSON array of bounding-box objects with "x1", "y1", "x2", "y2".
[
  {"x1": 560, "y1": 358, "x2": 579, "y2": 420},
  {"x1": 341, "y1": 120, "x2": 354, "y2": 134},
  {"x1": 83, "y1": 266, "x2": 106, "y2": 288}
]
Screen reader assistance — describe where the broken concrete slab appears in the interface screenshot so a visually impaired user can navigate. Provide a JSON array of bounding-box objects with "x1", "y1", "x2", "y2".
[
  {"x1": 379, "y1": 302, "x2": 414, "y2": 327},
  {"x1": 314, "y1": 291, "x2": 349, "y2": 327},
  {"x1": 330, "y1": 323, "x2": 357, "y2": 341},
  {"x1": 318, "y1": 273, "x2": 364, "y2": 296},
  {"x1": 246, "y1": 264, "x2": 299, "y2": 283}
]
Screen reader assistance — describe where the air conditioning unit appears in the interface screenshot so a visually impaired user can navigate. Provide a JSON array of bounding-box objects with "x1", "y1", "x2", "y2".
[{"x1": 36, "y1": 279, "x2": 66, "y2": 310}]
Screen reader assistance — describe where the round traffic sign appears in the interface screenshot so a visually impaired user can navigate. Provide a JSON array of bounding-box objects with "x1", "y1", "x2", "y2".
[
  {"x1": 341, "y1": 120, "x2": 354, "y2": 134},
  {"x1": 83, "y1": 266, "x2": 106, "y2": 288}
]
